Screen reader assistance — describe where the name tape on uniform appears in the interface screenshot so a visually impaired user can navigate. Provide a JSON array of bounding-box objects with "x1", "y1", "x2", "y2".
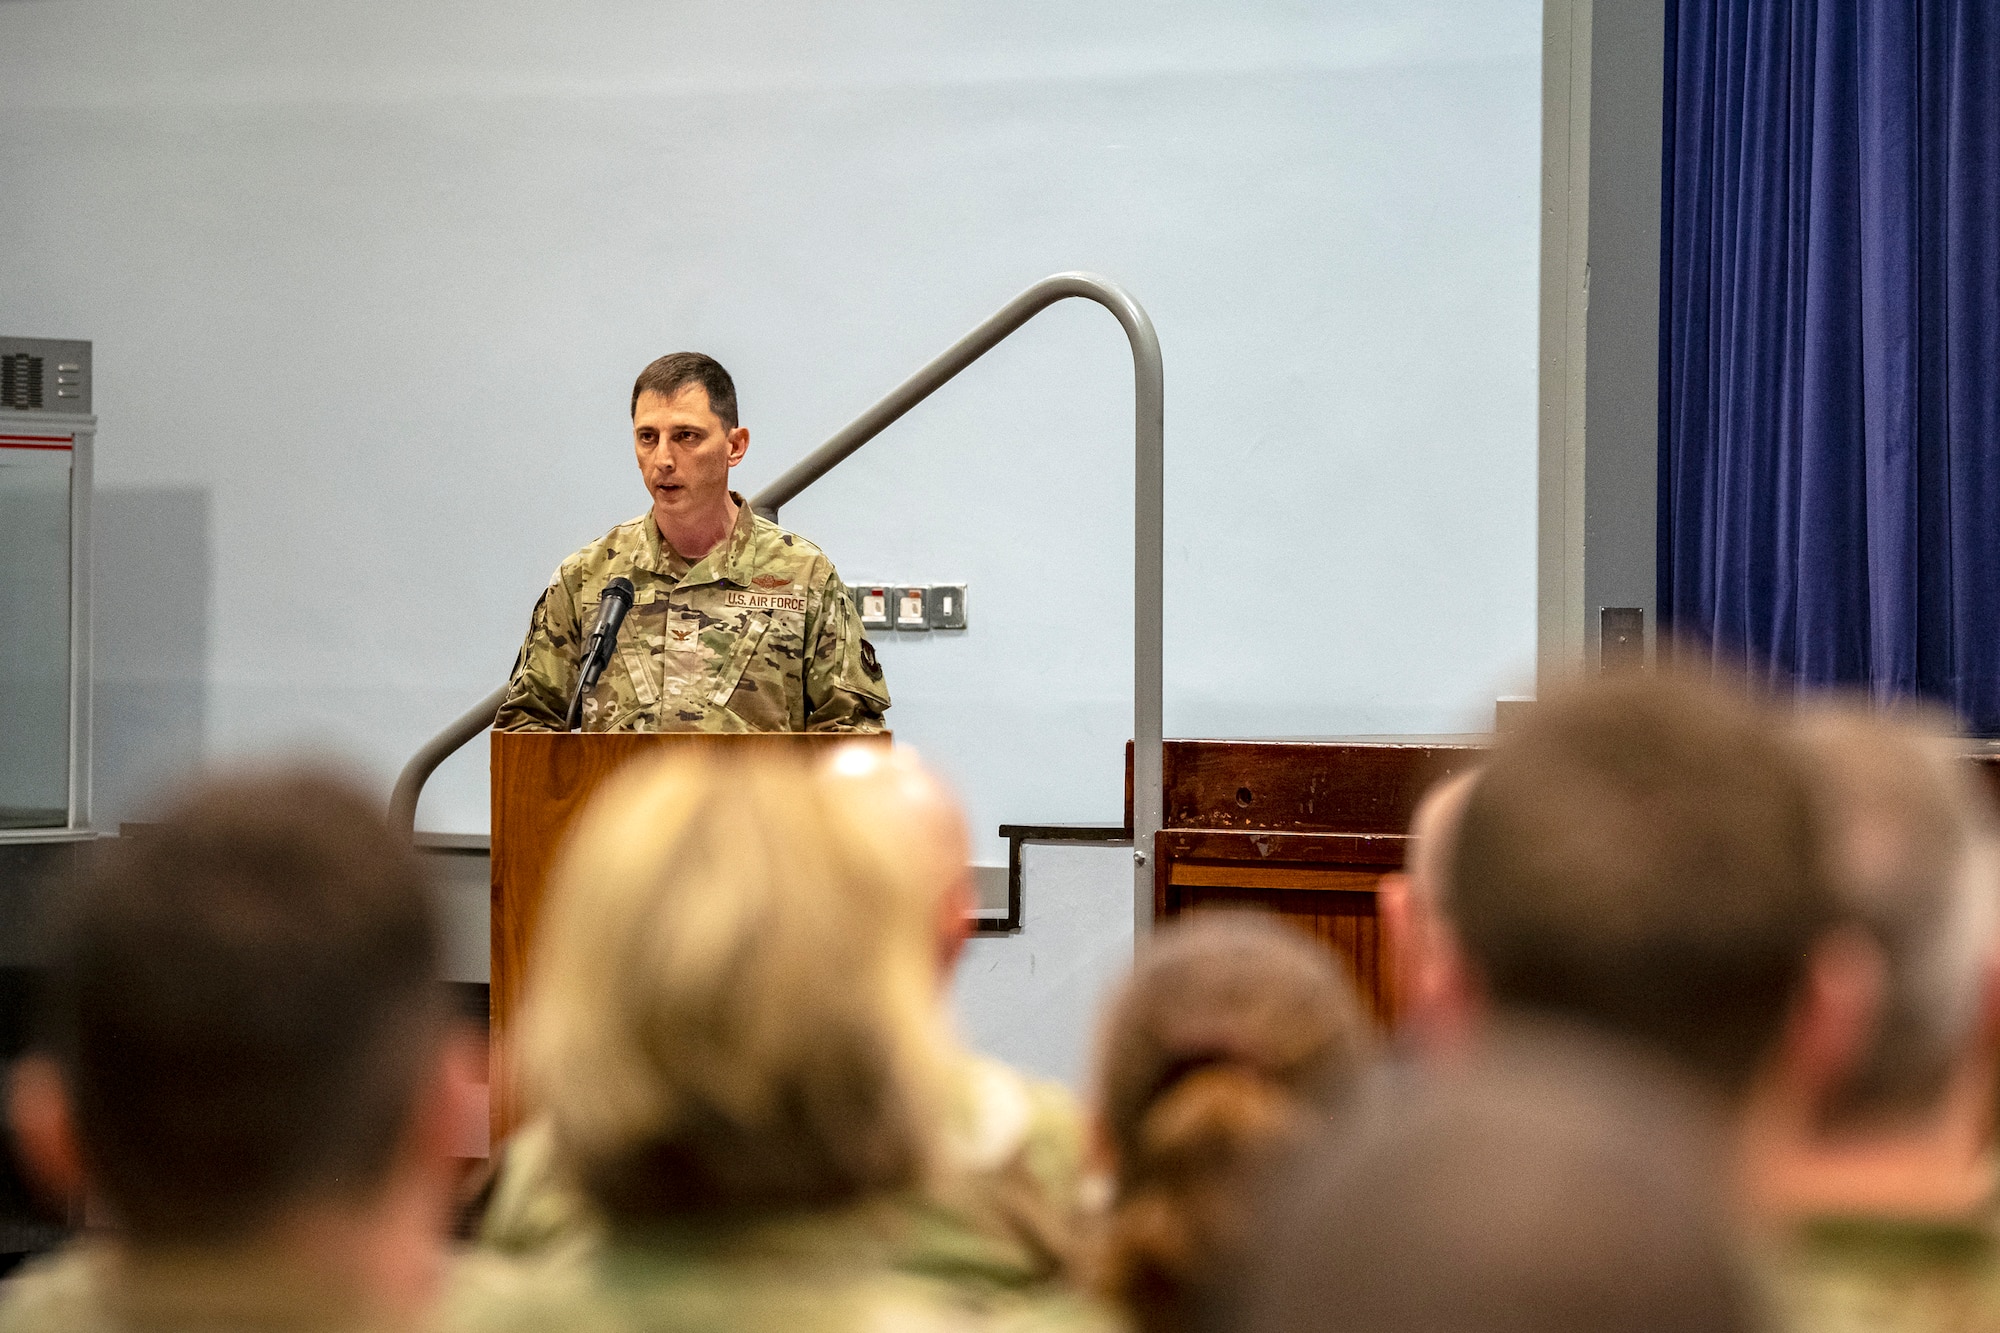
[{"x1": 726, "y1": 590, "x2": 807, "y2": 613}]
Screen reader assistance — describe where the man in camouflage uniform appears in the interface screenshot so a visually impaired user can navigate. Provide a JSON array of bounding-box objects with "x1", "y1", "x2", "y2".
[
  {"x1": 495, "y1": 351, "x2": 887, "y2": 733},
  {"x1": 0, "y1": 771, "x2": 477, "y2": 1333},
  {"x1": 1740, "y1": 708, "x2": 2000, "y2": 1333}
]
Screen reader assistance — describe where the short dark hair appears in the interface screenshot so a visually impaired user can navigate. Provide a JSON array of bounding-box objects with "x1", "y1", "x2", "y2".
[
  {"x1": 38, "y1": 770, "x2": 445, "y2": 1243},
  {"x1": 630, "y1": 352, "x2": 738, "y2": 429},
  {"x1": 1449, "y1": 669, "x2": 1833, "y2": 1091}
]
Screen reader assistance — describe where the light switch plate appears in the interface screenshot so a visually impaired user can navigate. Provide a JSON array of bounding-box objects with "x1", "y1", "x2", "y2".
[
  {"x1": 855, "y1": 585, "x2": 892, "y2": 631},
  {"x1": 926, "y1": 584, "x2": 967, "y2": 629},
  {"x1": 892, "y1": 585, "x2": 930, "y2": 631},
  {"x1": 1600, "y1": 607, "x2": 1644, "y2": 673}
]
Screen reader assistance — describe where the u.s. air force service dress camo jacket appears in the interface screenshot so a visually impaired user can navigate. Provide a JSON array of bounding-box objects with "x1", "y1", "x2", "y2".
[{"x1": 494, "y1": 495, "x2": 888, "y2": 733}]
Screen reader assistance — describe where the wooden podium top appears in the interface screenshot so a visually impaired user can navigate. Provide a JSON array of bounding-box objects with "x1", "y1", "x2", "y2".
[
  {"x1": 493, "y1": 731, "x2": 882, "y2": 883},
  {"x1": 1126, "y1": 736, "x2": 1486, "y2": 837},
  {"x1": 488, "y1": 729, "x2": 889, "y2": 1139}
]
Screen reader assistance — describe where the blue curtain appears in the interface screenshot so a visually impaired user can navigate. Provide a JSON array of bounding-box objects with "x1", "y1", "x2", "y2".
[{"x1": 1658, "y1": 0, "x2": 2000, "y2": 729}]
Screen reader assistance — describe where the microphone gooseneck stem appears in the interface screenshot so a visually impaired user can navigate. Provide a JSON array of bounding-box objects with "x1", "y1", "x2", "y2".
[
  {"x1": 564, "y1": 646, "x2": 612, "y2": 732},
  {"x1": 564, "y1": 577, "x2": 636, "y2": 732}
]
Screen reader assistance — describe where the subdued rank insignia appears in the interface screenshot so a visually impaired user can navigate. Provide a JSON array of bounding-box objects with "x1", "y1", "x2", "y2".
[{"x1": 860, "y1": 638, "x2": 882, "y2": 680}]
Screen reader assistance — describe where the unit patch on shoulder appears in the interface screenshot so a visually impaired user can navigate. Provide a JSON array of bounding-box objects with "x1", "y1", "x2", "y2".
[
  {"x1": 752, "y1": 574, "x2": 793, "y2": 589},
  {"x1": 860, "y1": 638, "x2": 883, "y2": 680},
  {"x1": 726, "y1": 590, "x2": 807, "y2": 613}
]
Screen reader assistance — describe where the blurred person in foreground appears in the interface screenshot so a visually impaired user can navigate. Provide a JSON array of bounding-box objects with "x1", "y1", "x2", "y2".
[
  {"x1": 0, "y1": 771, "x2": 481, "y2": 1333},
  {"x1": 1240, "y1": 1024, "x2": 1756, "y2": 1333},
  {"x1": 1737, "y1": 706, "x2": 2000, "y2": 1332},
  {"x1": 1413, "y1": 667, "x2": 1837, "y2": 1100},
  {"x1": 1231, "y1": 668, "x2": 1836, "y2": 1330},
  {"x1": 448, "y1": 746, "x2": 1107, "y2": 1331},
  {"x1": 1374, "y1": 767, "x2": 1481, "y2": 1056},
  {"x1": 1085, "y1": 914, "x2": 1372, "y2": 1333}
]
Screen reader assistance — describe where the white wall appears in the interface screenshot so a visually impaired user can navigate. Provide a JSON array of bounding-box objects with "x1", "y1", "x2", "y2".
[
  {"x1": 953, "y1": 842, "x2": 1135, "y2": 1089},
  {"x1": 1, "y1": 0, "x2": 1541, "y2": 859}
]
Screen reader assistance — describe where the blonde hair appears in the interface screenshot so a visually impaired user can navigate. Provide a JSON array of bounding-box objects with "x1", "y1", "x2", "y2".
[{"x1": 521, "y1": 746, "x2": 954, "y2": 1221}]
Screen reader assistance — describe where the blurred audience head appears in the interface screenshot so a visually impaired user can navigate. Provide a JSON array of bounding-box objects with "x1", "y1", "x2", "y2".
[
  {"x1": 1089, "y1": 912, "x2": 1372, "y2": 1333},
  {"x1": 523, "y1": 744, "x2": 958, "y2": 1224},
  {"x1": 1740, "y1": 704, "x2": 2000, "y2": 1219},
  {"x1": 1450, "y1": 668, "x2": 1832, "y2": 1091},
  {"x1": 1243, "y1": 1026, "x2": 1750, "y2": 1333},
  {"x1": 820, "y1": 740, "x2": 977, "y2": 980},
  {"x1": 10, "y1": 768, "x2": 464, "y2": 1289},
  {"x1": 1378, "y1": 767, "x2": 1481, "y2": 1051},
  {"x1": 1787, "y1": 704, "x2": 2000, "y2": 1126}
]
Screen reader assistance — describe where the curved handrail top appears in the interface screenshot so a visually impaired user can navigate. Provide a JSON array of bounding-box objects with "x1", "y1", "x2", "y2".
[
  {"x1": 389, "y1": 682, "x2": 510, "y2": 837},
  {"x1": 754, "y1": 272, "x2": 1161, "y2": 517}
]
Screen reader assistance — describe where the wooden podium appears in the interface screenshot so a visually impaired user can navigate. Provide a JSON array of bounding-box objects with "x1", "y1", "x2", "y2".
[{"x1": 489, "y1": 730, "x2": 887, "y2": 1140}]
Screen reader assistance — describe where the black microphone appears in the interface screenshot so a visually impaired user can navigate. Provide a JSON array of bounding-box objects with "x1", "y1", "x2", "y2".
[{"x1": 564, "y1": 576, "x2": 636, "y2": 731}]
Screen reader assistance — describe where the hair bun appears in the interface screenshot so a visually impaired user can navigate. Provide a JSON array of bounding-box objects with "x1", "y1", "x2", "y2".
[
  {"x1": 1136, "y1": 1064, "x2": 1303, "y2": 1179},
  {"x1": 1099, "y1": 1066, "x2": 1309, "y2": 1333}
]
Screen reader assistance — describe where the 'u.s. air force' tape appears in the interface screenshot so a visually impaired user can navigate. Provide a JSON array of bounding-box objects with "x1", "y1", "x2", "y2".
[{"x1": 726, "y1": 591, "x2": 807, "y2": 613}]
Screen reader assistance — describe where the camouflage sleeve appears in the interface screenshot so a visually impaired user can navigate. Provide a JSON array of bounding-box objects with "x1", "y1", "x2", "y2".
[
  {"x1": 477, "y1": 1118, "x2": 601, "y2": 1257},
  {"x1": 0, "y1": 1248, "x2": 106, "y2": 1333},
  {"x1": 493, "y1": 574, "x2": 583, "y2": 733},
  {"x1": 804, "y1": 568, "x2": 890, "y2": 732}
]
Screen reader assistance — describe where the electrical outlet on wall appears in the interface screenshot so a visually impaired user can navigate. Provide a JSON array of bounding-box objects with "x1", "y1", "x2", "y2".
[
  {"x1": 851, "y1": 582, "x2": 969, "y2": 630},
  {"x1": 855, "y1": 585, "x2": 891, "y2": 630},
  {"x1": 893, "y1": 586, "x2": 930, "y2": 631}
]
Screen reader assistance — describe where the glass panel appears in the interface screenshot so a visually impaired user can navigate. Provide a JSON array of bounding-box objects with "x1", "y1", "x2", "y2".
[{"x1": 0, "y1": 456, "x2": 72, "y2": 828}]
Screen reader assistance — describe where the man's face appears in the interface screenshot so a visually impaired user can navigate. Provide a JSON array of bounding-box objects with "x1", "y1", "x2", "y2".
[{"x1": 633, "y1": 384, "x2": 749, "y2": 523}]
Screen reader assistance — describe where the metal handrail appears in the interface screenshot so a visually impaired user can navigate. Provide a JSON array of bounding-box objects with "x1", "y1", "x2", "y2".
[
  {"x1": 387, "y1": 683, "x2": 509, "y2": 838},
  {"x1": 389, "y1": 271, "x2": 1164, "y2": 938}
]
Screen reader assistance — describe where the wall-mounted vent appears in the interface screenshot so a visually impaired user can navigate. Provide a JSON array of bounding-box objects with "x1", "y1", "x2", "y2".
[
  {"x1": 1, "y1": 353, "x2": 42, "y2": 410},
  {"x1": 0, "y1": 339, "x2": 90, "y2": 414}
]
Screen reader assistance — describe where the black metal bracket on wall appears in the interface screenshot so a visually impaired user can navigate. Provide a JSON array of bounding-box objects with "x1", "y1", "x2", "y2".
[{"x1": 981, "y1": 823, "x2": 1132, "y2": 936}]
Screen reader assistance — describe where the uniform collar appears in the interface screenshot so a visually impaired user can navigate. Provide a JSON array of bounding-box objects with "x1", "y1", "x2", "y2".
[
  {"x1": 89, "y1": 1238, "x2": 376, "y2": 1331},
  {"x1": 639, "y1": 492, "x2": 758, "y2": 587},
  {"x1": 1791, "y1": 1211, "x2": 2000, "y2": 1266},
  {"x1": 605, "y1": 1198, "x2": 907, "y2": 1273}
]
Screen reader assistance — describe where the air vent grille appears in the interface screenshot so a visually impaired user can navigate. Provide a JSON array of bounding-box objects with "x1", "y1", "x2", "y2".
[
  {"x1": 0, "y1": 339, "x2": 91, "y2": 413},
  {"x1": 1, "y1": 353, "x2": 43, "y2": 411}
]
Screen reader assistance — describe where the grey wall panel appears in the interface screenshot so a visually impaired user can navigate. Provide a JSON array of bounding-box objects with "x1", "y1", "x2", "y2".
[{"x1": 1581, "y1": 0, "x2": 1665, "y2": 663}]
